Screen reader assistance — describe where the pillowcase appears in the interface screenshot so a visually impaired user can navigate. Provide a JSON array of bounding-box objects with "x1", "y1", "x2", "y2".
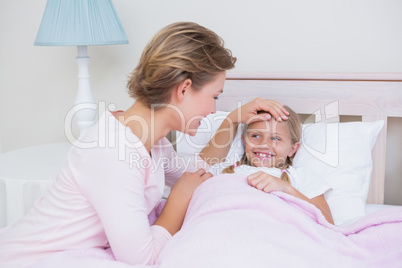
[
  {"x1": 176, "y1": 111, "x2": 245, "y2": 175},
  {"x1": 176, "y1": 111, "x2": 384, "y2": 225},
  {"x1": 292, "y1": 120, "x2": 384, "y2": 225}
]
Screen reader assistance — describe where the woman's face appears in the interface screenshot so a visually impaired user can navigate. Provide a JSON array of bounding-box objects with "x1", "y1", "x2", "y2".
[
  {"x1": 181, "y1": 71, "x2": 226, "y2": 136},
  {"x1": 243, "y1": 120, "x2": 299, "y2": 168}
]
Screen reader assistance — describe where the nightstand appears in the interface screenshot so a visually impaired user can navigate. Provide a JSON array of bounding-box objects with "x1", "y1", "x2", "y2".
[{"x1": 0, "y1": 142, "x2": 71, "y2": 228}]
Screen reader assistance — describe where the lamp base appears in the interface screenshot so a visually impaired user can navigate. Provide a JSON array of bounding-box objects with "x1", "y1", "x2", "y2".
[{"x1": 74, "y1": 45, "x2": 97, "y2": 137}]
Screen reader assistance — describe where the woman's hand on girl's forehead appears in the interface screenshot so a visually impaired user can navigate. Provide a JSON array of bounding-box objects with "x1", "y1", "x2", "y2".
[
  {"x1": 257, "y1": 99, "x2": 289, "y2": 122},
  {"x1": 228, "y1": 98, "x2": 289, "y2": 125}
]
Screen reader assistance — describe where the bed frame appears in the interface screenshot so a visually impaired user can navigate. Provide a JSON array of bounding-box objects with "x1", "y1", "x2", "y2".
[{"x1": 219, "y1": 72, "x2": 402, "y2": 204}]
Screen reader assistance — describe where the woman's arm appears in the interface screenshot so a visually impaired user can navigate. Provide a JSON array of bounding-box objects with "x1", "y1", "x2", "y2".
[
  {"x1": 79, "y1": 145, "x2": 212, "y2": 265},
  {"x1": 199, "y1": 98, "x2": 289, "y2": 166},
  {"x1": 153, "y1": 169, "x2": 212, "y2": 234},
  {"x1": 199, "y1": 113, "x2": 239, "y2": 165},
  {"x1": 247, "y1": 171, "x2": 334, "y2": 224}
]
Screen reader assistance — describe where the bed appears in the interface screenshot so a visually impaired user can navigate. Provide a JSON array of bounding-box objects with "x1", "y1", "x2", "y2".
[
  {"x1": 220, "y1": 72, "x2": 402, "y2": 208},
  {"x1": 175, "y1": 72, "x2": 402, "y2": 225},
  {"x1": 32, "y1": 72, "x2": 402, "y2": 268}
]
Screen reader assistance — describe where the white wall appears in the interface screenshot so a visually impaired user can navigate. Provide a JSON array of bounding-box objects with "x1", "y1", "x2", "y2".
[
  {"x1": 1, "y1": 0, "x2": 402, "y2": 152},
  {"x1": 0, "y1": 0, "x2": 401, "y2": 202}
]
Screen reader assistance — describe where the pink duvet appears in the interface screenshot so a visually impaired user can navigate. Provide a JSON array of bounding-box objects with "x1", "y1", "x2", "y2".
[{"x1": 31, "y1": 174, "x2": 402, "y2": 268}]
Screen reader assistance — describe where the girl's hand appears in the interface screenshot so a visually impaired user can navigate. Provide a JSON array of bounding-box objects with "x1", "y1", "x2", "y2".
[
  {"x1": 228, "y1": 98, "x2": 289, "y2": 125},
  {"x1": 170, "y1": 169, "x2": 213, "y2": 201},
  {"x1": 247, "y1": 171, "x2": 291, "y2": 194},
  {"x1": 247, "y1": 171, "x2": 334, "y2": 224}
]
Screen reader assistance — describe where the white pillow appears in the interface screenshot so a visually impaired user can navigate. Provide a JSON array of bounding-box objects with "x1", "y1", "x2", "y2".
[
  {"x1": 293, "y1": 121, "x2": 384, "y2": 225},
  {"x1": 176, "y1": 111, "x2": 245, "y2": 174},
  {"x1": 176, "y1": 112, "x2": 384, "y2": 225}
]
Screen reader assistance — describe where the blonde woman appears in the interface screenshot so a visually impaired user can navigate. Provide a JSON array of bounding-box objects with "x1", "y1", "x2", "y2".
[{"x1": 0, "y1": 22, "x2": 288, "y2": 267}]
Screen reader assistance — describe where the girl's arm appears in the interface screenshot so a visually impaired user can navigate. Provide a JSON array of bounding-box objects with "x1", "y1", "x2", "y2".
[
  {"x1": 288, "y1": 190, "x2": 334, "y2": 225},
  {"x1": 200, "y1": 98, "x2": 289, "y2": 166},
  {"x1": 247, "y1": 171, "x2": 334, "y2": 224}
]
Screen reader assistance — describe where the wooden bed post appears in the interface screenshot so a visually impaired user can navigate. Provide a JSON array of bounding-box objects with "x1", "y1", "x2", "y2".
[{"x1": 363, "y1": 116, "x2": 388, "y2": 204}]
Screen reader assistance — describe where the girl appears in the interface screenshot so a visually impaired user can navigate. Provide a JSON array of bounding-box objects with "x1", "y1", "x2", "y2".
[
  {"x1": 207, "y1": 106, "x2": 334, "y2": 224},
  {"x1": 0, "y1": 22, "x2": 288, "y2": 267}
]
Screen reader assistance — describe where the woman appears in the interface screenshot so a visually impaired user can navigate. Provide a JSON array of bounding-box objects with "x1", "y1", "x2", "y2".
[{"x1": 0, "y1": 22, "x2": 288, "y2": 267}]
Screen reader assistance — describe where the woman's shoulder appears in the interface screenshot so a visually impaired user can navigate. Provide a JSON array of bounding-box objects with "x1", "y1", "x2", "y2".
[{"x1": 152, "y1": 137, "x2": 176, "y2": 157}]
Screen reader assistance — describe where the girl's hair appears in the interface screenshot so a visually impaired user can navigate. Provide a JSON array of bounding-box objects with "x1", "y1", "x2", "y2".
[
  {"x1": 222, "y1": 106, "x2": 302, "y2": 185},
  {"x1": 127, "y1": 22, "x2": 236, "y2": 109}
]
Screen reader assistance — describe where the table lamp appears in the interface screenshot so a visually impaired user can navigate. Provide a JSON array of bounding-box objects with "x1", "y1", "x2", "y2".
[{"x1": 34, "y1": 0, "x2": 128, "y2": 136}]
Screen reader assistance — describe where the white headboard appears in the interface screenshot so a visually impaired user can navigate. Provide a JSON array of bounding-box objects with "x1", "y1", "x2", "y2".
[{"x1": 219, "y1": 72, "x2": 402, "y2": 204}]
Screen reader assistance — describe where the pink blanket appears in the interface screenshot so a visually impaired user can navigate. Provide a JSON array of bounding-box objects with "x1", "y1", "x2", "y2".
[{"x1": 32, "y1": 174, "x2": 402, "y2": 268}]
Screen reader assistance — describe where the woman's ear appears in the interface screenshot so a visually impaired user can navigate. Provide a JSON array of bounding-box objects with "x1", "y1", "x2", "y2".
[
  {"x1": 175, "y1": 79, "x2": 193, "y2": 102},
  {"x1": 288, "y1": 142, "x2": 300, "y2": 157}
]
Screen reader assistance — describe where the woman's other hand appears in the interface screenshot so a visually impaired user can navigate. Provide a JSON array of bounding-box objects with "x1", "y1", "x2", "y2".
[
  {"x1": 154, "y1": 169, "x2": 212, "y2": 235},
  {"x1": 228, "y1": 98, "x2": 289, "y2": 125},
  {"x1": 171, "y1": 169, "x2": 213, "y2": 201}
]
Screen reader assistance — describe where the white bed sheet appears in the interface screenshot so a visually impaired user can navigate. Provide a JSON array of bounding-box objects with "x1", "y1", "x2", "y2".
[{"x1": 365, "y1": 204, "x2": 398, "y2": 215}]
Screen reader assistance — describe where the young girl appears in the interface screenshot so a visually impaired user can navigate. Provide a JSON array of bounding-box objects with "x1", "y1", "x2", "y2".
[
  {"x1": 0, "y1": 22, "x2": 289, "y2": 267},
  {"x1": 220, "y1": 106, "x2": 334, "y2": 224}
]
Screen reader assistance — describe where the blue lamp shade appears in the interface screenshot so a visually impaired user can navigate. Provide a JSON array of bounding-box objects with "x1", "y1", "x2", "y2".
[{"x1": 34, "y1": 0, "x2": 129, "y2": 46}]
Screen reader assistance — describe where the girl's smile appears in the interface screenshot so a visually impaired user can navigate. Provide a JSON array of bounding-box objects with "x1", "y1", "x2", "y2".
[
  {"x1": 243, "y1": 120, "x2": 299, "y2": 168},
  {"x1": 254, "y1": 151, "x2": 275, "y2": 160}
]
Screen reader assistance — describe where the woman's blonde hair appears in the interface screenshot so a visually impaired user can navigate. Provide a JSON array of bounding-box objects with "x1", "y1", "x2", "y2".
[
  {"x1": 127, "y1": 22, "x2": 236, "y2": 109},
  {"x1": 222, "y1": 106, "x2": 302, "y2": 185}
]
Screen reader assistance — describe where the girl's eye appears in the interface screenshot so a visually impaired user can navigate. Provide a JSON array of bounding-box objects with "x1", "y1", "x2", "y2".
[
  {"x1": 213, "y1": 96, "x2": 219, "y2": 100},
  {"x1": 272, "y1": 137, "x2": 280, "y2": 141},
  {"x1": 251, "y1": 134, "x2": 261, "y2": 139}
]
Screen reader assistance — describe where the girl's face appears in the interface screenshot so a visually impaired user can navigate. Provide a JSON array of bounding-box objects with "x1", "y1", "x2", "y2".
[
  {"x1": 181, "y1": 71, "x2": 226, "y2": 136},
  {"x1": 243, "y1": 120, "x2": 300, "y2": 168}
]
